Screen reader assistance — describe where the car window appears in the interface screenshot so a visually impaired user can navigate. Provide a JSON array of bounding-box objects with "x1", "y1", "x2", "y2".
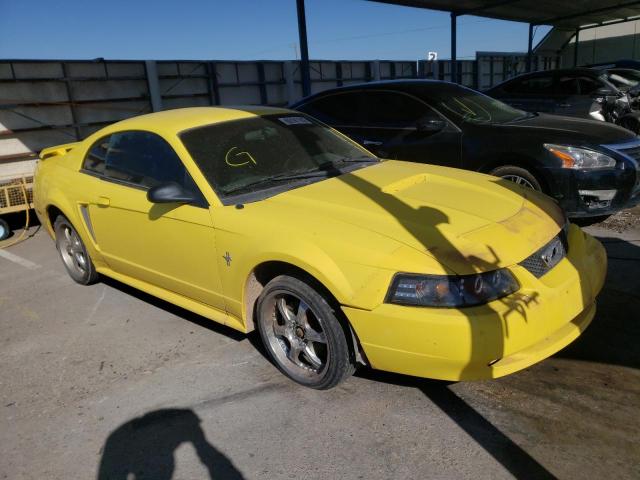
[
  {"x1": 297, "y1": 92, "x2": 361, "y2": 125},
  {"x1": 84, "y1": 131, "x2": 199, "y2": 194},
  {"x1": 180, "y1": 114, "x2": 377, "y2": 202},
  {"x1": 359, "y1": 91, "x2": 429, "y2": 127},
  {"x1": 608, "y1": 69, "x2": 640, "y2": 88},
  {"x1": 577, "y1": 76, "x2": 604, "y2": 94},
  {"x1": 504, "y1": 75, "x2": 554, "y2": 95},
  {"x1": 558, "y1": 76, "x2": 580, "y2": 95},
  {"x1": 83, "y1": 136, "x2": 109, "y2": 175}
]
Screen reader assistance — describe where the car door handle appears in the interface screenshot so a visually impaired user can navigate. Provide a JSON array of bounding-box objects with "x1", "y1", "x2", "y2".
[
  {"x1": 362, "y1": 140, "x2": 383, "y2": 146},
  {"x1": 97, "y1": 196, "x2": 110, "y2": 207},
  {"x1": 558, "y1": 103, "x2": 571, "y2": 108}
]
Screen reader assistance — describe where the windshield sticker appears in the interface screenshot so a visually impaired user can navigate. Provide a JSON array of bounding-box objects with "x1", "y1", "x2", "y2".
[
  {"x1": 225, "y1": 146, "x2": 257, "y2": 167},
  {"x1": 278, "y1": 116, "x2": 312, "y2": 126}
]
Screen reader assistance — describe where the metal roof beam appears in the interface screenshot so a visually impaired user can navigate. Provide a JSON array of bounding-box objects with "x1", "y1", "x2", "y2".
[
  {"x1": 534, "y1": 1, "x2": 640, "y2": 26},
  {"x1": 457, "y1": 0, "x2": 524, "y2": 16},
  {"x1": 578, "y1": 16, "x2": 640, "y2": 29}
]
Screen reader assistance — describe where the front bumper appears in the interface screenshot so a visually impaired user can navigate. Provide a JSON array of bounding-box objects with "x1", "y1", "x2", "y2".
[
  {"x1": 543, "y1": 139, "x2": 640, "y2": 218},
  {"x1": 344, "y1": 225, "x2": 606, "y2": 381},
  {"x1": 543, "y1": 166, "x2": 638, "y2": 218}
]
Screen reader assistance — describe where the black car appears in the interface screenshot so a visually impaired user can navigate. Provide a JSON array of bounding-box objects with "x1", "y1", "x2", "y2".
[
  {"x1": 291, "y1": 80, "x2": 640, "y2": 218},
  {"x1": 486, "y1": 67, "x2": 640, "y2": 133}
]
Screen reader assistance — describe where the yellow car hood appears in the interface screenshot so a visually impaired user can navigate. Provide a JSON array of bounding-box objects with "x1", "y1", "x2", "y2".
[{"x1": 265, "y1": 160, "x2": 564, "y2": 274}]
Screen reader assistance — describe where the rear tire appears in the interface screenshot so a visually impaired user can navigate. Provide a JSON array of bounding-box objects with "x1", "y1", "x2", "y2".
[
  {"x1": 256, "y1": 275, "x2": 355, "y2": 389},
  {"x1": 54, "y1": 216, "x2": 98, "y2": 285},
  {"x1": 489, "y1": 165, "x2": 543, "y2": 192},
  {"x1": 0, "y1": 218, "x2": 10, "y2": 241}
]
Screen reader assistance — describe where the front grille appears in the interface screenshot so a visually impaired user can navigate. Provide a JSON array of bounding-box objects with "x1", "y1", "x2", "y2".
[{"x1": 519, "y1": 231, "x2": 568, "y2": 278}]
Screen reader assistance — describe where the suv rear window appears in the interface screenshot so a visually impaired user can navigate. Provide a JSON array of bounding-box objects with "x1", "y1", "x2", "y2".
[{"x1": 504, "y1": 75, "x2": 554, "y2": 94}]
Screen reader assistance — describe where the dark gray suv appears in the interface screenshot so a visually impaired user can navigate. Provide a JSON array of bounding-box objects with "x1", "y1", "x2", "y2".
[{"x1": 486, "y1": 68, "x2": 640, "y2": 133}]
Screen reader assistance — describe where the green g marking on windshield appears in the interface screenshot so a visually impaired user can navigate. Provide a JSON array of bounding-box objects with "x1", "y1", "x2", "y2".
[{"x1": 225, "y1": 146, "x2": 257, "y2": 167}]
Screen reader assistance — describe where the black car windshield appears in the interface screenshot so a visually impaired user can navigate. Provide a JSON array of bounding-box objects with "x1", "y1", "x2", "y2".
[
  {"x1": 180, "y1": 113, "x2": 378, "y2": 201},
  {"x1": 430, "y1": 87, "x2": 531, "y2": 124}
]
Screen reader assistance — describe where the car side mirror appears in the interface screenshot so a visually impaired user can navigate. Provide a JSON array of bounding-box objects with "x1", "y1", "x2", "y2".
[
  {"x1": 147, "y1": 182, "x2": 196, "y2": 204},
  {"x1": 416, "y1": 118, "x2": 446, "y2": 133}
]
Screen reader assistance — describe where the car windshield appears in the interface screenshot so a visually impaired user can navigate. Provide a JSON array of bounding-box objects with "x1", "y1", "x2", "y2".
[
  {"x1": 430, "y1": 87, "x2": 531, "y2": 124},
  {"x1": 607, "y1": 70, "x2": 640, "y2": 89},
  {"x1": 180, "y1": 113, "x2": 378, "y2": 202}
]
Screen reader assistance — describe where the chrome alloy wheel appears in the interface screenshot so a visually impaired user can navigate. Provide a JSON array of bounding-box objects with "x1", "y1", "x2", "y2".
[
  {"x1": 57, "y1": 224, "x2": 88, "y2": 277},
  {"x1": 262, "y1": 291, "x2": 328, "y2": 379},
  {"x1": 501, "y1": 174, "x2": 537, "y2": 190}
]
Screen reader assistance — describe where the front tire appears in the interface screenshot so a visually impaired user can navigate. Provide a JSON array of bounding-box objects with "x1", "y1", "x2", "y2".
[
  {"x1": 256, "y1": 275, "x2": 355, "y2": 389},
  {"x1": 54, "y1": 216, "x2": 98, "y2": 285},
  {"x1": 489, "y1": 165, "x2": 542, "y2": 191}
]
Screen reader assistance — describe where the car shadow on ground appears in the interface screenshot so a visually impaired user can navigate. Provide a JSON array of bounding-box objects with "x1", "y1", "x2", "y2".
[
  {"x1": 97, "y1": 408, "x2": 244, "y2": 480},
  {"x1": 100, "y1": 276, "x2": 246, "y2": 343},
  {"x1": 556, "y1": 234, "x2": 640, "y2": 369},
  {"x1": 355, "y1": 369, "x2": 557, "y2": 480}
]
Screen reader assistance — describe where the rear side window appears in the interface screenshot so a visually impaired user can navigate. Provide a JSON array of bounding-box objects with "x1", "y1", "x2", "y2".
[
  {"x1": 360, "y1": 91, "x2": 429, "y2": 127},
  {"x1": 297, "y1": 92, "x2": 361, "y2": 125},
  {"x1": 83, "y1": 131, "x2": 199, "y2": 194},
  {"x1": 558, "y1": 76, "x2": 580, "y2": 95},
  {"x1": 504, "y1": 75, "x2": 554, "y2": 94},
  {"x1": 558, "y1": 75, "x2": 602, "y2": 95},
  {"x1": 84, "y1": 137, "x2": 109, "y2": 175},
  {"x1": 577, "y1": 76, "x2": 603, "y2": 94}
]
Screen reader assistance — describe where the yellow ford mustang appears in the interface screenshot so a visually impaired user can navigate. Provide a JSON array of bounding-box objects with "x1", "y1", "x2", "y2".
[{"x1": 34, "y1": 106, "x2": 606, "y2": 389}]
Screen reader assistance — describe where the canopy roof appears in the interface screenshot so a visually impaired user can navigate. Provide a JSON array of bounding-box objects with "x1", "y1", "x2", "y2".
[{"x1": 366, "y1": 1, "x2": 640, "y2": 29}]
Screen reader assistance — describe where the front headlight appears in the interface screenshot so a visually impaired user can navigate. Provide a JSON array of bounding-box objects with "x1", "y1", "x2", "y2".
[
  {"x1": 544, "y1": 144, "x2": 616, "y2": 169},
  {"x1": 386, "y1": 270, "x2": 519, "y2": 308}
]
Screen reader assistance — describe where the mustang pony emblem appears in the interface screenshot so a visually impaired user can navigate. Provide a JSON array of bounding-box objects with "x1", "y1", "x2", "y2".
[{"x1": 540, "y1": 237, "x2": 564, "y2": 269}]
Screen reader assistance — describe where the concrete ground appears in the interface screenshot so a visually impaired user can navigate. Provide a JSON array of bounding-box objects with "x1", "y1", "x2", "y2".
[{"x1": 1, "y1": 214, "x2": 639, "y2": 480}]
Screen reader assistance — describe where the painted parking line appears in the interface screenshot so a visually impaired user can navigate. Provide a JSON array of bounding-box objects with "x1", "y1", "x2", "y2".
[{"x1": 0, "y1": 249, "x2": 41, "y2": 270}]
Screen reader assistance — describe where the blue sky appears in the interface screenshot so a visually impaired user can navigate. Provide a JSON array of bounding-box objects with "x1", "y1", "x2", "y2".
[{"x1": 0, "y1": 0, "x2": 550, "y2": 61}]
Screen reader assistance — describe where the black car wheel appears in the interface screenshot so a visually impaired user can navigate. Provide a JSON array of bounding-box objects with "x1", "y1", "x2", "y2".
[
  {"x1": 490, "y1": 165, "x2": 542, "y2": 192},
  {"x1": 256, "y1": 275, "x2": 355, "y2": 389}
]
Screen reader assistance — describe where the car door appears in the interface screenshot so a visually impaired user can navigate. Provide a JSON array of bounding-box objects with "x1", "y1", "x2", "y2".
[
  {"x1": 80, "y1": 130, "x2": 225, "y2": 310},
  {"x1": 353, "y1": 90, "x2": 461, "y2": 166},
  {"x1": 499, "y1": 74, "x2": 555, "y2": 113}
]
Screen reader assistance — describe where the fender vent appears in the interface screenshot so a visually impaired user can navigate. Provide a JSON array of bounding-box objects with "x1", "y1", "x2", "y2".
[{"x1": 79, "y1": 205, "x2": 96, "y2": 243}]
